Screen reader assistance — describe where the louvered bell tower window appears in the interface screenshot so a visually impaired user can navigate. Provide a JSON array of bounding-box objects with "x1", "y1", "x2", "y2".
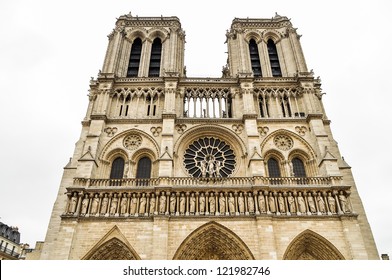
[
  {"x1": 249, "y1": 39, "x2": 262, "y2": 77},
  {"x1": 267, "y1": 39, "x2": 282, "y2": 77},
  {"x1": 148, "y1": 38, "x2": 162, "y2": 77},
  {"x1": 127, "y1": 38, "x2": 142, "y2": 77}
]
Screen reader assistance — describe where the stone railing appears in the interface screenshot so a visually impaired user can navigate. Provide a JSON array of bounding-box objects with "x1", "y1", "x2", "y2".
[
  {"x1": 63, "y1": 184, "x2": 352, "y2": 219},
  {"x1": 73, "y1": 176, "x2": 342, "y2": 189}
]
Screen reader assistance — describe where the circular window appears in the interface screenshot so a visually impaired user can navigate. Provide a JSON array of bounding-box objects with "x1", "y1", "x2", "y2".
[
  {"x1": 184, "y1": 137, "x2": 236, "y2": 178},
  {"x1": 123, "y1": 134, "x2": 142, "y2": 150},
  {"x1": 273, "y1": 135, "x2": 293, "y2": 151}
]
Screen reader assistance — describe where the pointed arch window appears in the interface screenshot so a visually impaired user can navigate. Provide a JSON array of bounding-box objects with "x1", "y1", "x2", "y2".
[
  {"x1": 136, "y1": 157, "x2": 152, "y2": 179},
  {"x1": 292, "y1": 157, "x2": 306, "y2": 177},
  {"x1": 127, "y1": 38, "x2": 142, "y2": 77},
  {"x1": 267, "y1": 158, "x2": 281, "y2": 178},
  {"x1": 249, "y1": 39, "x2": 262, "y2": 77},
  {"x1": 148, "y1": 38, "x2": 162, "y2": 77},
  {"x1": 267, "y1": 39, "x2": 282, "y2": 77},
  {"x1": 110, "y1": 157, "x2": 125, "y2": 179}
]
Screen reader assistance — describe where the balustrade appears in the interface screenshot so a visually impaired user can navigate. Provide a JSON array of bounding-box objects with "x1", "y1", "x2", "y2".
[{"x1": 73, "y1": 176, "x2": 342, "y2": 188}]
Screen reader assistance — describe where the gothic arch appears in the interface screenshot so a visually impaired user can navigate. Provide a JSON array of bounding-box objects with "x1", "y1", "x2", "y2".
[
  {"x1": 173, "y1": 222, "x2": 255, "y2": 260},
  {"x1": 100, "y1": 128, "x2": 160, "y2": 162},
  {"x1": 125, "y1": 28, "x2": 148, "y2": 43},
  {"x1": 82, "y1": 226, "x2": 141, "y2": 260},
  {"x1": 283, "y1": 229, "x2": 345, "y2": 260},
  {"x1": 262, "y1": 30, "x2": 282, "y2": 44},
  {"x1": 174, "y1": 124, "x2": 247, "y2": 157},
  {"x1": 147, "y1": 28, "x2": 170, "y2": 43},
  {"x1": 244, "y1": 30, "x2": 263, "y2": 44},
  {"x1": 260, "y1": 129, "x2": 317, "y2": 159}
]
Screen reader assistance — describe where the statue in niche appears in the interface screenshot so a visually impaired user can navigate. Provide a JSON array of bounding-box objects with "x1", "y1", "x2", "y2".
[
  {"x1": 308, "y1": 193, "x2": 316, "y2": 213},
  {"x1": 149, "y1": 195, "x2": 156, "y2": 214},
  {"x1": 90, "y1": 194, "x2": 99, "y2": 215},
  {"x1": 81, "y1": 195, "x2": 89, "y2": 215},
  {"x1": 179, "y1": 193, "x2": 186, "y2": 214},
  {"x1": 120, "y1": 194, "x2": 128, "y2": 215},
  {"x1": 287, "y1": 192, "x2": 296, "y2": 213},
  {"x1": 199, "y1": 160, "x2": 207, "y2": 178},
  {"x1": 100, "y1": 194, "x2": 108, "y2": 215},
  {"x1": 215, "y1": 161, "x2": 222, "y2": 177},
  {"x1": 258, "y1": 192, "x2": 266, "y2": 213},
  {"x1": 189, "y1": 193, "x2": 196, "y2": 213},
  {"x1": 339, "y1": 191, "x2": 349, "y2": 213},
  {"x1": 130, "y1": 194, "x2": 137, "y2": 214},
  {"x1": 139, "y1": 193, "x2": 146, "y2": 214},
  {"x1": 238, "y1": 193, "x2": 245, "y2": 213},
  {"x1": 170, "y1": 193, "x2": 176, "y2": 213},
  {"x1": 199, "y1": 193, "x2": 206, "y2": 213},
  {"x1": 207, "y1": 157, "x2": 215, "y2": 177},
  {"x1": 317, "y1": 193, "x2": 326, "y2": 213},
  {"x1": 209, "y1": 193, "x2": 216, "y2": 213},
  {"x1": 228, "y1": 193, "x2": 235, "y2": 213},
  {"x1": 327, "y1": 193, "x2": 336, "y2": 213},
  {"x1": 68, "y1": 194, "x2": 77, "y2": 214},
  {"x1": 219, "y1": 193, "x2": 226, "y2": 213},
  {"x1": 268, "y1": 193, "x2": 276, "y2": 213},
  {"x1": 110, "y1": 196, "x2": 118, "y2": 215},
  {"x1": 278, "y1": 193, "x2": 285, "y2": 213},
  {"x1": 247, "y1": 193, "x2": 255, "y2": 213},
  {"x1": 297, "y1": 192, "x2": 306, "y2": 213},
  {"x1": 159, "y1": 192, "x2": 166, "y2": 213}
]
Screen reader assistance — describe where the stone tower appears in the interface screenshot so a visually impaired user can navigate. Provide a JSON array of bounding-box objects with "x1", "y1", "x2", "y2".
[{"x1": 39, "y1": 13, "x2": 379, "y2": 260}]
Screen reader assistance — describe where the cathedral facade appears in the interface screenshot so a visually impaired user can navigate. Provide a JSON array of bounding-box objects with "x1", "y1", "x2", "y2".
[{"x1": 39, "y1": 13, "x2": 379, "y2": 260}]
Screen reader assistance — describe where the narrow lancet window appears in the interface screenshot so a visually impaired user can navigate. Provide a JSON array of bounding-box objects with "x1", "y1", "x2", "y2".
[
  {"x1": 268, "y1": 158, "x2": 281, "y2": 177},
  {"x1": 249, "y1": 39, "x2": 262, "y2": 77},
  {"x1": 110, "y1": 157, "x2": 125, "y2": 179},
  {"x1": 127, "y1": 38, "x2": 142, "y2": 77},
  {"x1": 292, "y1": 158, "x2": 306, "y2": 177},
  {"x1": 148, "y1": 38, "x2": 162, "y2": 77},
  {"x1": 267, "y1": 39, "x2": 282, "y2": 77}
]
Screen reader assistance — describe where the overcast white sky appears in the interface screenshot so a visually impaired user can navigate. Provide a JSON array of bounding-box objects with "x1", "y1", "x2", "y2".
[{"x1": 0, "y1": 0, "x2": 391, "y2": 258}]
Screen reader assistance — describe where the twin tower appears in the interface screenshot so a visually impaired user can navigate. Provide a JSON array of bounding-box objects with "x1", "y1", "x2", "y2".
[{"x1": 38, "y1": 13, "x2": 379, "y2": 260}]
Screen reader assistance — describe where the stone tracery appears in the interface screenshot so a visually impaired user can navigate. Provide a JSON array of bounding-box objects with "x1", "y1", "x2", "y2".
[{"x1": 184, "y1": 137, "x2": 236, "y2": 178}]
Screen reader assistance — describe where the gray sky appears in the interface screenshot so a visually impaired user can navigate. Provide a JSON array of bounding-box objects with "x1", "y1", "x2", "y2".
[{"x1": 0, "y1": 0, "x2": 391, "y2": 257}]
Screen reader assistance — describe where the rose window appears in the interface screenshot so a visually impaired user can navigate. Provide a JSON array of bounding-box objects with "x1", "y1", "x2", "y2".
[
  {"x1": 123, "y1": 134, "x2": 142, "y2": 150},
  {"x1": 184, "y1": 137, "x2": 236, "y2": 178},
  {"x1": 273, "y1": 135, "x2": 293, "y2": 151}
]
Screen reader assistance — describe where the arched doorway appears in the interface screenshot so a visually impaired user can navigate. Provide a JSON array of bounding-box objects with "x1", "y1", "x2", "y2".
[
  {"x1": 173, "y1": 222, "x2": 254, "y2": 260},
  {"x1": 283, "y1": 229, "x2": 345, "y2": 260},
  {"x1": 83, "y1": 237, "x2": 140, "y2": 260}
]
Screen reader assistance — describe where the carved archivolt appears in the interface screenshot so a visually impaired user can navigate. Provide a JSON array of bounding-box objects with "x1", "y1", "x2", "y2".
[
  {"x1": 283, "y1": 229, "x2": 345, "y2": 260},
  {"x1": 173, "y1": 222, "x2": 255, "y2": 260},
  {"x1": 174, "y1": 124, "x2": 247, "y2": 157},
  {"x1": 82, "y1": 226, "x2": 141, "y2": 260}
]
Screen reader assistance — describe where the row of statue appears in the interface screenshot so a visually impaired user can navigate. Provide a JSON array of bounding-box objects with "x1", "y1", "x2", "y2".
[{"x1": 65, "y1": 189, "x2": 352, "y2": 217}]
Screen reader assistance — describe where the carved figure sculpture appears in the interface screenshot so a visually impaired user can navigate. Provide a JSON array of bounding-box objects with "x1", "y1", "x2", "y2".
[
  {"x1": 209, "y1": 193, "x2": 216, "y2": 213},
  {"x1": 258, "y1": 192, "x2": 266, "y2": 213},
  {"x1": 328, "y1": 193, "x2": 336, "y2": 213},
  {"x1": 219, "y1": 193, "x2": 225, "y2": 213},
  {"x1": 287, "y1": 193, "x2": 296, "y2": 213},
  {"x1": 91, "y1": 194, "x2": 99, "y2": 215},
  {"x1": 247, "y1": 193, "x2": 255, "y2": 213}
]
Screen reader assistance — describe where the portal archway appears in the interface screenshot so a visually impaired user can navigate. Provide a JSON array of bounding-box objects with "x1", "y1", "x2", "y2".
[
  {"x1": 173, "y1": 222, "x2": 255, "y2": 260},
  {"x1": 283, "y1": 229, "x2": 345, "y2": 260}
]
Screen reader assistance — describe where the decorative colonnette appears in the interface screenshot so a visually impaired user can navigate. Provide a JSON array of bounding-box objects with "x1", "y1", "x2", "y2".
[{"x1": 63, "y1": 177, "x2": 352, "y2": 219}]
